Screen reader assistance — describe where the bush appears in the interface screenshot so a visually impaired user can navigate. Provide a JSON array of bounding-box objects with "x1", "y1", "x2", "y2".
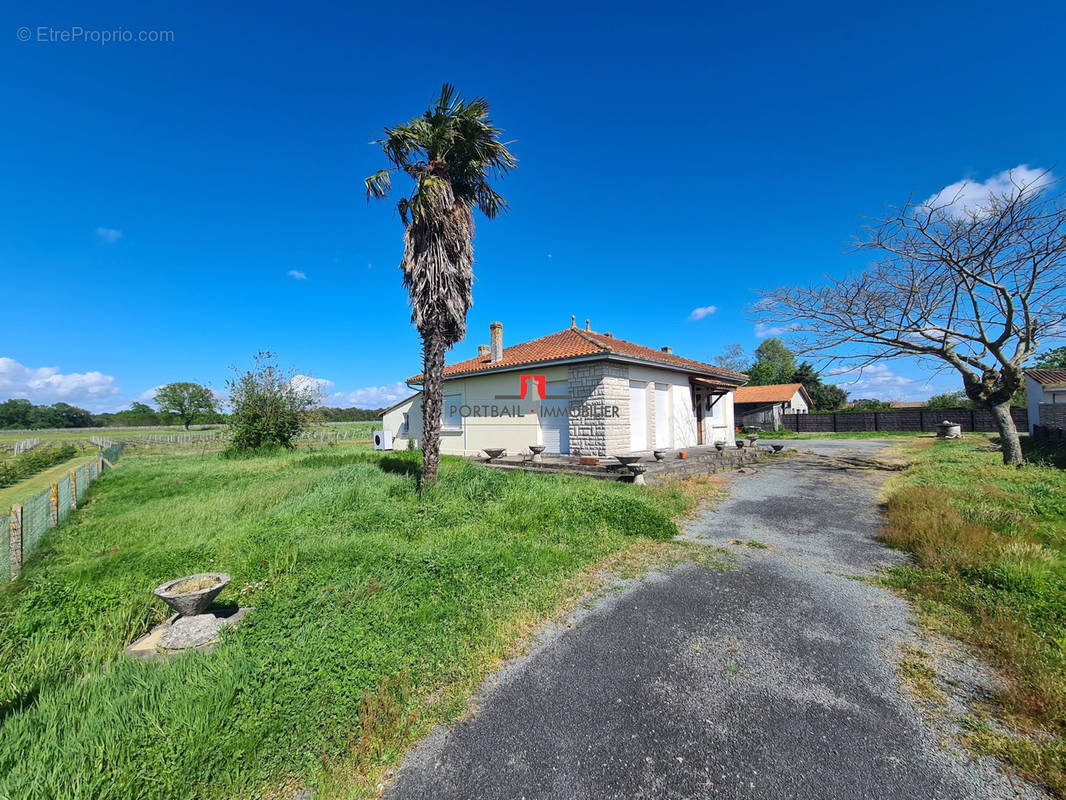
[{"x1": 225, "y1": 351, "x2": 320, "y2": 453}]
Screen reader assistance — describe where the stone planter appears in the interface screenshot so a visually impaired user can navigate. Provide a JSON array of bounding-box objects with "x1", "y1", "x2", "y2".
[
  {"x1": 615, "y1": 455, "x2": 642, "y2": 468},
  {"x1": 936, "y1": 421, "x2": 962, "y2": 440},
  {"x1": 483, "y1": 448, "x2": 506, "y2": 461},
  {"x1": 154, "y1": 573, "x2": 230, "y2": 618},
  {"x1": 736, "y1": 440, "x2": 746, "y2": 449},
  {"x1": 652, "y1": 450, "x2": 666, "y2": 461},
  {"x1": 714, "y1": 441, "x2": 725, "y2": 452},
  {"x1": 529, "y1": 445, "x2": 546, "y2": 463},
  {"x1": 771, "y1": 443, "x2": 785, "y2": 452},
  {"x1": 628, "y1": 464, "x2": 648, "y2": 486}
]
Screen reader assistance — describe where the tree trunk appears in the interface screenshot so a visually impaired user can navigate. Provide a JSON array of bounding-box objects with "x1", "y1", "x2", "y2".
[
  {"x1": 420, "y1": 329, "x2": 447, "y2": 490},
  {"x1": 989, "y1": 400, "x2": 1024, "y2": 466}
]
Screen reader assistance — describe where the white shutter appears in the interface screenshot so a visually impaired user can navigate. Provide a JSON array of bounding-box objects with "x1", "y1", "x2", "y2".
[
  {"x1": 654, "y1": 383, "x2": 671, "y2": 448},
  {"x1": 629, "y1": 381, "x2": 648, "y2": 451},
  {"x1": 540, "y1": 381, "x2": 570, "y2": 454}
]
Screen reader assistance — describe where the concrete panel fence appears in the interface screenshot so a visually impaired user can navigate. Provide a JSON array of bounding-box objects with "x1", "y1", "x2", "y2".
[
  {"x1": 3, "y1": 442, "x2": 123, "y2": 582},
  {"x1": 781, "y1": 407, "x2": 1029, "y2": 434}
]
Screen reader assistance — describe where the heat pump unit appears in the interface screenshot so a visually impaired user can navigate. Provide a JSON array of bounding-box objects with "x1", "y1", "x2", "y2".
[{"x1": 373, "y1": 430, "x2": 393, "y2": 451}]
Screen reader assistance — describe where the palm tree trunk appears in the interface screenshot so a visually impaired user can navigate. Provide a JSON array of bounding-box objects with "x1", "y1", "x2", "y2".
[
  {"x1": 420, "y1": 329, "x2": 447, "y2": 489},
  {"x1": 989, "y1": 400, "x2": 1024, "y2": 466}
]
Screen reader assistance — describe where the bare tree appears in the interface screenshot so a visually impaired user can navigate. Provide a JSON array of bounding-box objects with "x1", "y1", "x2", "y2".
[{"x1": 757, "y1": 170, "x2": 1066, "y2": 465}]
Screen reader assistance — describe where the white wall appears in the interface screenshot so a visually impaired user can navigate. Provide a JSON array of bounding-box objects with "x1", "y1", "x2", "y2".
[
  {"x1": 1026, "y1": 374, "x2": 1066, "y2": 435},
  {"x1": 380, "y1": 395, "x2": 417, "y2": 449},
  {"x1": 627, "y1": 364, "x2": 736, "y2": 449},
  {"x1": 407, "y1": 365, "x2": 569, "y2": 456},
  {"x1": 789, "y1": 389, "x2": 809, "y2": 413},
  {"x1": 407, "y1": 361, "x2": 739, "y2": 456}
]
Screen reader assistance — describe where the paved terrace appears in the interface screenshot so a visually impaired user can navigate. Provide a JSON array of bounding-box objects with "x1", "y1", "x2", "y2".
[{"x1": 474, "y1": 443, "x2": 769, "y2": 484}]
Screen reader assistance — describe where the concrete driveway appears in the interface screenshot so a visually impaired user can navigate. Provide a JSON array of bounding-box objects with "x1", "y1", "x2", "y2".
[{"x1": 387, "y1": 441, "x2": 1043, "y2": 800}]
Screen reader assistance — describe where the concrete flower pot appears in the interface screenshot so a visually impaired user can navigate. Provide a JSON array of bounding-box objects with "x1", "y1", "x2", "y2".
[
  {"x1": 615, "y1": 455, "x2": 642, "y2": 468},
  {"x1": 714, "y1": 442, "x2": 725, "y2": 452},
  {"x1": 652, "y1": 450, "x2": 666, "y2": 461},
  {"x1": 154, "y1": 573, "x2": 230, "y2": 618},
  {"x1": 529, "y1": 445, "x2": 546, "y2": 463},
  {"x1": 771, "y1": 444, "x2": 785, "y2": 452},
  {"x1": 483, "y1": 448, "x2": 506, "y2": 461}
]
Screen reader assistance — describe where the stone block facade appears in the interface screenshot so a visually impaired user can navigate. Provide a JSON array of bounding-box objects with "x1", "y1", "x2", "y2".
[{"x1": 568, "y1": 361, "x2": 630, "y2": 456}]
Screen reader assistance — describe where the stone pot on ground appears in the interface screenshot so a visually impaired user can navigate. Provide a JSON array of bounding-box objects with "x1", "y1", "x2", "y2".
[
  {"x1": 652, "y1": 450, "x2": 666, "y2": 461},
  {"x1": 714, "y1": 441, "x2": 725, "y2": 452},
  {"x1": 483, "y1": 448, "x2": 506, "y2": 461},
  {"x1": 529, "y1": 445, "x2": 546, "y2": 463},
  {"x1": 154, "y1": 573, "x2": 231, "y2": 618}
]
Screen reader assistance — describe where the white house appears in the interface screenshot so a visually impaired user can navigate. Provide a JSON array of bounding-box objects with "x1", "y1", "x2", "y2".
[
  {"x1": 1024, "y1": 369, "x2": 1066, "y2": 435},
  {"x1": 399, "y1": 319, "x2": 747, "y2": 457},
  {"x1": 732, "y1": 383, "x2": 811, "y2": 430},
  {"x1": 378, "y1": 394, "x2": 418, "y2": 449}
]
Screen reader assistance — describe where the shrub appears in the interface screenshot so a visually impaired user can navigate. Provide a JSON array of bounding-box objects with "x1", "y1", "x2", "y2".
[{"x1": 225, "y1": 351, "x2": 320, "y2": 453}]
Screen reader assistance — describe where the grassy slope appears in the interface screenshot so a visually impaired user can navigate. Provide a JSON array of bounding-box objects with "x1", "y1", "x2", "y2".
[
  {"x1": 881, "y1": 438, "x2": 1066, "y2": 794},
  {"x1": 0, "y1": 447, "x2": 718, "y2": 800}
]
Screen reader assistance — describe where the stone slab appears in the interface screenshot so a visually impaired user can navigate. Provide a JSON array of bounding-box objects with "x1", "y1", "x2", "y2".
[{"x1": 125, "y1": 607, "x2": 253, "y2": 661}]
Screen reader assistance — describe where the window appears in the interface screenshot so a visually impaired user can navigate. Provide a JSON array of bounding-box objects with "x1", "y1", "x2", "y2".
[
  {"x1": 400, "y1": 412, "x2": 409, "y2": 435},
  {"x1": 443, "y1": 393, "x2": 462, "y2": 430}
]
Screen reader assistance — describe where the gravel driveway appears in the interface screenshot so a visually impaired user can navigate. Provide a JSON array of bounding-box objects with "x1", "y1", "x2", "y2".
[{"x1": 387, "y1": 441, "x2": 1043, "y2": 799}]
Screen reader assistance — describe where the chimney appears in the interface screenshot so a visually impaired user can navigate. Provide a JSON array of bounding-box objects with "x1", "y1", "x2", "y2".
[
  {"x1": 661, "y1": 346, "x2": 672, "y2": 354},
  {"x1": 489, "y1": 321, "x2": 503, "y2": 363},
  {"x1": 585, "y1": 319, "x2": 591, "y2": 331},
  {"x1": 477, "y1": 344, "x2": 490, "y2": 359}
]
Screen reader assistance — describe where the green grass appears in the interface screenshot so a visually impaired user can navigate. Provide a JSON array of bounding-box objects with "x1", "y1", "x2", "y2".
[
  {"x1": 880, "y1": 438, "x2": 1066, "y2": 795},
  {"x1": 0, "y1": 446, "x2": 719, "y2": 799}
]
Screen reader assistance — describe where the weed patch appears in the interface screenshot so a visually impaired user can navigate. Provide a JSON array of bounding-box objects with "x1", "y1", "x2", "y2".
[{"x1": 881, "y1": 438, "x2": 1066, "y2": 794}]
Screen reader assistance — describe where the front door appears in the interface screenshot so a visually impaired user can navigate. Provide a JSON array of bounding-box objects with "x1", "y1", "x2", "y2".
[{"x1": 693, "y1": 388, "x2": 704, "y2": 445}]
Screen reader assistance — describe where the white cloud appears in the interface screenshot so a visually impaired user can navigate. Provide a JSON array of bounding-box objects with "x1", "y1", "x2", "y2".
[
  {"x1": 688, "y1": 305, "x2": 718, "y2": 321},
  {"x1": 827, "y1": 363, "x2": 934, "y2": 401},
  {"x1": 921, "y1": 165, "x2": 1053, "y2": 220},
  {"x1": 754, "y1": 322, "x2": 796, "y2": 338},
  {"x1": 0, "y1": 357, "x2": 121, "y2": 407},
  {"x1": 289, "y1": 375, "x2": 334, "y2": 396},
  {"x1": 286, "y1": 270, "x2": 308, "y2": 280},
  {"x1": 96, "y1": 227, "x2": 122, "y2": 244},
  {"x1": 324, "y1": 381, "x2": 412, "y2": 409}
]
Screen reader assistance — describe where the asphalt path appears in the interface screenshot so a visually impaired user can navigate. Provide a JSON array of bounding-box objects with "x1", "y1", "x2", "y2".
[{"x1": 387, "y1": 441, "x2": 1044, "y2": 800}]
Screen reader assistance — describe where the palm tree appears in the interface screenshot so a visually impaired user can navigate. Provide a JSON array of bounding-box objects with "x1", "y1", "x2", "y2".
[{"x1": 366, "y1": 84, "x2": 516, "y2": 488}]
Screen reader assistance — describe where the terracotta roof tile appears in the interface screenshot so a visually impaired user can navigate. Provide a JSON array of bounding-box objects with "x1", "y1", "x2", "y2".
[
  {"x1": 733, "y1": 383, "x2": 807, "y2": 404},
  {"x1": 407, "y1": 326, "x2": 747, "y2": 384}
]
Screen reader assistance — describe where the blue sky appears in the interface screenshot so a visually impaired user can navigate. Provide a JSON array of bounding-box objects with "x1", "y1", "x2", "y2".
[{"x1": 2, "y1": 0, "x2": 1064, "y2": 411}]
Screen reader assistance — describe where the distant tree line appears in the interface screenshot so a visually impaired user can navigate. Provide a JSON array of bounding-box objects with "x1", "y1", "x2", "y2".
[{"x1": 0, "y1": 393, "x2": 386, "y2": 430}]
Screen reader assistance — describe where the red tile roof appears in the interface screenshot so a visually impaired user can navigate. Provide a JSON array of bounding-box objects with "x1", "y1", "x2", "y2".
[
  {"x1": 408, "y1": 326, "x2": 747, "y2": 384},
  {"x1": 1026, "y1": 369, "x2": 1066, "y2": 387},
  {"x1": 732, "y1": 383, "x2": 809, "y2": 405}
]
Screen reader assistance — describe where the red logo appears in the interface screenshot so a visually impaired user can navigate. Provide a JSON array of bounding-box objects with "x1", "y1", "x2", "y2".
[{"x1": 519, "y1": 374, "x2": 547, "y2": 400}]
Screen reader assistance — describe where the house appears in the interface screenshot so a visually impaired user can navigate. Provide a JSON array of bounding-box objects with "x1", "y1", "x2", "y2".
[
  {"x1": 732, "y1": 383, "x2": 811, "y2": 430},
  {"x1": 400, "y1": 319, "x2": 747, "y2": 456},
  {"x1": 1024, "y1": 369, "x2": 1066, "y2": 435},
  {"x1": 378, "y1": 393, "x2": 418, "y2": 448}
]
